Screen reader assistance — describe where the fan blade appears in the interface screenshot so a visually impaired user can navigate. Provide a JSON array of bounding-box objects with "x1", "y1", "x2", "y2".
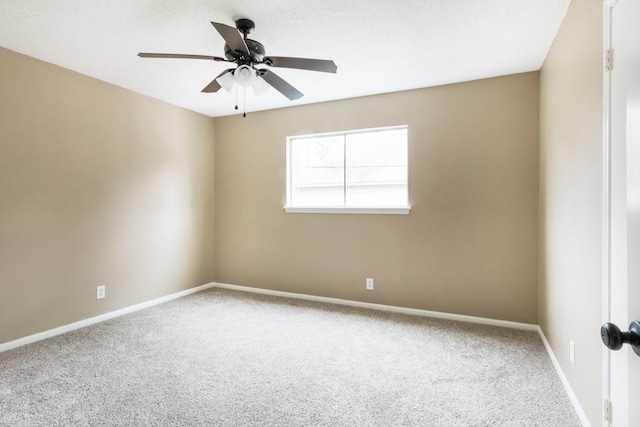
[
  {"x1": 260, "y1": 70, "x2": 303, "y2": 100},
  {"x1": 211, "y1": 22, "x2": 249, "y2": 55},
  {"x1": 138, "y1": 53, "x2": 228, "y2": 62},
  {"x1": 201, "y1": 69, "x2": 234, "y2": 93},
  {"x1": 264, "y1": 56, "x2": 337, "y2": 73}
]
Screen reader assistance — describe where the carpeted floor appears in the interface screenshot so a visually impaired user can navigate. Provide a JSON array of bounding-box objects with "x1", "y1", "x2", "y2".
[{"x1": 0, "y1": 288, "x2": 581, "y2": 426}]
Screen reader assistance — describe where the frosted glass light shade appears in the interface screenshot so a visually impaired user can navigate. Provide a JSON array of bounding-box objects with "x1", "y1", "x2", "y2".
[
  {"x1": 252, "y1": 76, "x2": 271, "y2": 96},
  {"x1": 234, "y1": 65, "x2": 256, "y2": 87},
  {"x1": 216, "y1": 71, "x2": 235, "y2": 93}
]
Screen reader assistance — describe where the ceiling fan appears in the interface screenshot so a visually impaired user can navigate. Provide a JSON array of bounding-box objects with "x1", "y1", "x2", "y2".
[{"x1": 138, "y1": 18, "x2": 337, "y2": 102}]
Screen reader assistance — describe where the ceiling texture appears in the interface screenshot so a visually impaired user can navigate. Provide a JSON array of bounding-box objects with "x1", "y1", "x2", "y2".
[{"x1": 0, "y1": 0, "x2": 571, "y2": 118}]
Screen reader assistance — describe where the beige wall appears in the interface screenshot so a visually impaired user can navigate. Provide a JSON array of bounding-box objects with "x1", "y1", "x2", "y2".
[
  {"x1": 0, "y1": 47, "x2": 216, "y2": 345},
  {"x1": 538, "y1": 0, "x2": 603, "y2": 424},
  {"x1": 214, "y1": 72, "x2": 540, "y2": 323}
]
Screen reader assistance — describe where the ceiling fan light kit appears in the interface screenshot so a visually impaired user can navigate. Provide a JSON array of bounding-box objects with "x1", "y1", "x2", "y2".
[
  {"x1": 216, "y1": 71, "x2": 236, "y2": 93},
  {"x1": 138, "y1": 18, "x2": 337, "y2": 116},
  {"x1": 234, "y1": 65, "x2": 256, "y2": 87},
  {"x1": 252, "y1": 76, "x2": 271, "y2": 96}
]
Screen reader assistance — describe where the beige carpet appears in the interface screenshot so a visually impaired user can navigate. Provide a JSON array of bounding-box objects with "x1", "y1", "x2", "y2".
[{"x1": 0, "y1": 288, "x2": 580, "y2": 426}]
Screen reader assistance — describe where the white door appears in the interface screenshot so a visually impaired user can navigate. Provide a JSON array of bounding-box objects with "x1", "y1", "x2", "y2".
[{"x1": 607, "y1": 0, "x2": 640, "y2": 425}]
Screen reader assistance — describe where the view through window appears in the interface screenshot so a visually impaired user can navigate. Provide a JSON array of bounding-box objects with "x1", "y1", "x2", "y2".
[{"x1": 286, "y1": 126, "x2": 408, "y2": 210}]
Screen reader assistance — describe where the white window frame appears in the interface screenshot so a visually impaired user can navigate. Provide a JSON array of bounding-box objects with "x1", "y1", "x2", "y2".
[{"x1": 284, "y1": 125, "x2": 411, "y2": 215}]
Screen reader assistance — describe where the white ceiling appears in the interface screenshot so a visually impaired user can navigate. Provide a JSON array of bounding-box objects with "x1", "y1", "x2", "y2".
[{"x1": 0, "y1": 0, "x2": 570, "y2": 118}]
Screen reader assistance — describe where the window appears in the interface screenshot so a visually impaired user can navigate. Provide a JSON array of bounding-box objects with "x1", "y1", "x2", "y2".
[{"x1": 285, "y1": 126, "x2": 410, "y2": 214}]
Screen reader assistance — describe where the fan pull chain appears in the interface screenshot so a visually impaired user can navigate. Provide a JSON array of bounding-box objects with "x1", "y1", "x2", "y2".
[
  {"x1": 234, "y1": 84, "x2": 238, "y2": 111},
  {"x1": 243, "y1": 87, "x2": 246, "y2": 118}
]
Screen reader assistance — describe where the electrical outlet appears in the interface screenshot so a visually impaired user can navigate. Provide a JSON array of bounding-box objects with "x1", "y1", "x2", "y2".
[
  {"x1": 366, "y1": 278, "x2": 374, "y2": 290},
  {"x1": 569, "y1": 340, "x2": 575, "y2": 365},
  {"x1": 96, "y1": 285, "x2": 106, "y2": 300}
]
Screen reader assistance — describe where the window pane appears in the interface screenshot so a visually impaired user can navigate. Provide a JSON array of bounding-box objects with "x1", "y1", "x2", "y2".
[
  {"x1": 290, "y1": 135, "x2": 344, "y2": 206},
  {"x1": 345, "y1": 128, "x2": 408, "y2": 206}
]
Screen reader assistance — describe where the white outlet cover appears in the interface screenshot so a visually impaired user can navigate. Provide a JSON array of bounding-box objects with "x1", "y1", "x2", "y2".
[
  {"x1": 96, "y1": 285, "x2": 106, "y2": 300},
  {"x1": 366, "y1": 278, "x2": 374, "y2": 290}
]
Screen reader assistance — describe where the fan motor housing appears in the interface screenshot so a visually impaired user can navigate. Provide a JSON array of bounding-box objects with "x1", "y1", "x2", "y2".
[{"x1": 224, "y1": 39, "x2": 265, "y2": 63}]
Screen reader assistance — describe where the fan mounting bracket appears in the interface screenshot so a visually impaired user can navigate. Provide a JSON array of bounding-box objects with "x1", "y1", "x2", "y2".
[{"x1": 235, "y1": 19, "x2": 255, "y2": 38}]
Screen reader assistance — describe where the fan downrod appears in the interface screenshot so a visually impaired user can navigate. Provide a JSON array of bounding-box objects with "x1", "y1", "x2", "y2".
[{"x1": 235, "y1": 19, "x2": 255, "y2": 38}]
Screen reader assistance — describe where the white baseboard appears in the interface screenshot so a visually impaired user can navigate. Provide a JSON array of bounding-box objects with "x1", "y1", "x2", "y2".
[
  {"x1": 537, "y1": 327, "x2": 590, "y2": 427},
  {"x1": 211, "y1": 282, "x2": 539, "y2": 331},
  {"x1": 0, "y1": 282, "x2": 216, "y2": 353}
]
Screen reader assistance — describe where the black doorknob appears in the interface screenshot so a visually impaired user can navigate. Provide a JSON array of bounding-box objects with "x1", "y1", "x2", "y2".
[{"x1": 601, "y1": 320, "x2": 640, "y2": 356}]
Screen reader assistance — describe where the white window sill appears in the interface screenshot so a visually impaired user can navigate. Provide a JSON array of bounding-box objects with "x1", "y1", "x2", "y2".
[{"x1": 283, "y1": 206, "x2": 411, "y2": 215}]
